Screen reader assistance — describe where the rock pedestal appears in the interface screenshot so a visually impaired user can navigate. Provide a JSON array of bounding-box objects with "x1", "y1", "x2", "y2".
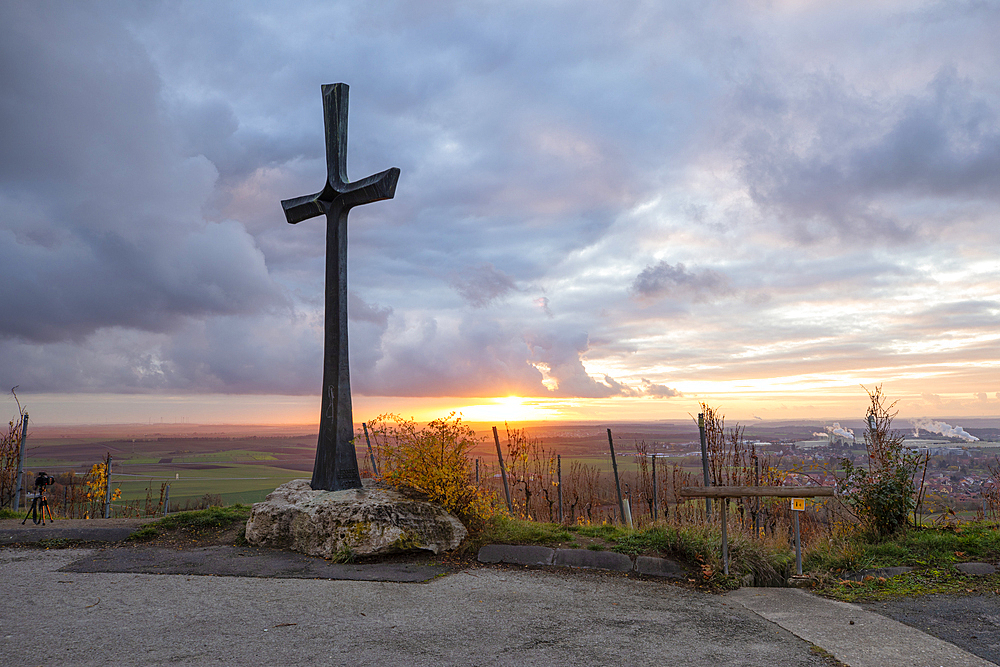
[{"x1": 244, "y1": 479, "x2": 467, "y2": 558}]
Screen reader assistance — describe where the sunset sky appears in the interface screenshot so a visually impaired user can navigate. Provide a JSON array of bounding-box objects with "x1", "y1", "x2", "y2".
[{"x1": 2, "y1": 1, "x2": 998, "y2": 426}]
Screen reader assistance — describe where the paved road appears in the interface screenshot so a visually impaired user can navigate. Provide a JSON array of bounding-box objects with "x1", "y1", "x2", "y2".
[
  {"x1": 1, "y1": 548, "x2": 829, "y2": 667},
  {"x1": 727, "y1": 588, "x2": 995, "y2": 667},
  {"x1": 862, "y1": 595, "x2": 1000, "y2": 665}
]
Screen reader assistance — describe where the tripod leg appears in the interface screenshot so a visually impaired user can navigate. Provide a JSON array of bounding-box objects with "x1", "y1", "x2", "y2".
[{"x1": 43, "y1": 497, "x2": 54, "y2": 523}]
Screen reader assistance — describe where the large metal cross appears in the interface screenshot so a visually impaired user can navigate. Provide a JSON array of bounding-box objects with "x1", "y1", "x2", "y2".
[{"x1": 282, "y1": 83, "x2": 399, "y2": 491}]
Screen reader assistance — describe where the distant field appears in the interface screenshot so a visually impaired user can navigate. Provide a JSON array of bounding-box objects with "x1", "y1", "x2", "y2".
[
  {"x1": 20, "y1": 418, "x2": 995, "y2": 512},
  {"x1": 20, "y1": 429, "x2": 323, "y2": 508}
]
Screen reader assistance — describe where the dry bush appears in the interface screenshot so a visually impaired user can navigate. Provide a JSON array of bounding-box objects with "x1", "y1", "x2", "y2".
[
  {"x1": 838, "y1": 386, "x2": 924, "y2": 537},
  {"x1": 0, "y1": 417, "x2": 23, "y2": 509},
  {"x1": 367, "y1": 413, "x2": 495, "y2": 532}
]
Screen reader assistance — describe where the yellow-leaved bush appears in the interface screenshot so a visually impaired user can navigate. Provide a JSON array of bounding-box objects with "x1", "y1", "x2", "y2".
[{"x1": 368, "y1": 413, "x2": 495, "y2": 533}]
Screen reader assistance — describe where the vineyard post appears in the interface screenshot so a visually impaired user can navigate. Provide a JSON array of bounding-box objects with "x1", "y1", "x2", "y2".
[
  {"x1": 754, "y1": 458, "x2": 761, "y2": 535},
  {"x1": 793, "y1": 508, "x2": 802, "y2": 575},
  {"x1": 164, "y1": 484, "x2": 170, "y2": 516},
  {"x1": 721, "y1": 498, "x2": 729, "y2": 575},
  {"x1": 475, "y1": 458, "x2": 480, "y2": 486},
  {"x1": 607, "y1": 429, "x2": 626, "y2": 525},
  {"x1": 557, "y1": 454, "x2": 563, "y2": 524},
  {"x1": 362, "y1": 422, "x2": 379, "y2": 478},
  {"x1": 698, "y1": 413, "x2": 712, "y2": 519},
  {"x1": 493, "y1": 426, "x2": 513, "y2": 513},
  {"x1": 651, "y1": 453, "x2": 658, "y2": 521},
  {"x1": 103, "y1": 453, "x2": 112, "y2": 519},
  {"x1": 12, "y1": 412, "x2": 28, "y2": 512}
]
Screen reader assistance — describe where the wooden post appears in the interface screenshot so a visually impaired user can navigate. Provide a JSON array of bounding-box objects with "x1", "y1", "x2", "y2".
[
  {"x1": 102, "y1": 452, "x2": 112, "y2": 519},
  {"x1": 493, "y1": 426, "x2": 513, "y2": 513},
  {"x1": 164, "y1": 484, "x2": 170, "y2": 516},
  {"x1": 607, "y1": 429, "x2": 626, "y2": 525},
  {"x1": 362, "y1": 422, "x2": 379, "y2": 478},
  {"x1": 721, "y1": 498, "x2": 729, "y2": 575},
  {"x1": 12, "y1": 412, "x2": 28, "y2": 513},
  {"x1": 557, "y1": 454, "x2": 563, "y2": 524},
  {"x1": 698, "y1": 413, "x2": 712, "y2": 519},
  {"x1": 475, "y1": 458, "x2": 480, "y2": 486},
  {"x1": 754, "y1": 457, "x2": 761, "y2": 536},
  {"x1": 651, "y1": 453, "x2": 658, "y2": 522},
  {"x1": 793, "y1": 508, "x2": 802, "y2": 575}
]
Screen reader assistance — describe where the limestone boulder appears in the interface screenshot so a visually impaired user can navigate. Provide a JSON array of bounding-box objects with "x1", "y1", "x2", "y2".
[{"x1": 244, "y1": 479, "x2": 468, "y2": 558}]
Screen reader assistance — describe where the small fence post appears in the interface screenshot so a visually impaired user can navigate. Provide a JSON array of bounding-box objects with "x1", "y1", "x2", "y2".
[
  {"x1": 651, "y1": 453, "x2": 658, "y2": 522},
  {"x1": 754, "y1": 457, "x2": 761, "y2": 536},
  {"x1": 103, "y1": 452, "x2": 112, "y2": 519},
  {"x1": 493, "y1": 426, "x2": 513, "y2": 513},
  {"x1": 164, "y1": 484, "x2": 170, "y2": 516},
  {"x1": 793, "y1": 500, "x2": 803, "y2": 575},
  {"x1": 362, "y1": 422, "x2": 379, "y2": 478},
  {"x1": 721, "y1": 497, "x2": 729, "y2": 575},
  {"x1": 12, "y1": 412, "x2": 28, "y2": 513},
  {"x1": 698, "y1": 413, "x2": 712, "y2": 520},
  {"x1": 607, "y1": 429, "x2": 626, "y2": 525},
  {"x1": 557, "y1": 454, "x2": 563, "y2": 524}
]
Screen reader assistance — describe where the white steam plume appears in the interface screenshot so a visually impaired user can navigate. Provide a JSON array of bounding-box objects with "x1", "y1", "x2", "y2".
[
  {"x1": 911, "y1": 419, "x2": 979, "y2": 442},
  {"x1": 825, "y1": 423, "x2": 855, "y2": 441}
]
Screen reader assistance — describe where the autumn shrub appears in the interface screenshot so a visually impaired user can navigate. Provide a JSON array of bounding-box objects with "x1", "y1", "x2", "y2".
[
  {"x1": 368, "y1": 413, "x2": 495, "y2": 533},
  {"x1": 83, "y1": 460, "x2": 121, "y2": 519},
  {"x1": 838, "y1": 386, "x2": 922, "y2": 537},
  {"x1": 0, "y1": 416, "x2": 24, "y2": 509}
]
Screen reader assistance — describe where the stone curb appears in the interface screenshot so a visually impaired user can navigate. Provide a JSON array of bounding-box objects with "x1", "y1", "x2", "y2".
[
  {"x1": 955, "y1": 562, "x2": 996, "y2": 575},
  {"x1": 842, "y1": 562, "x2": 997, "y2": 581},
  {"x1": 477, "y1": 544, "x2": 686, "y2": 579}
]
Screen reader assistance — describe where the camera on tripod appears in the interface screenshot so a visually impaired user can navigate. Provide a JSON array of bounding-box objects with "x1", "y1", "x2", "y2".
[
  {"x1": 34, "y1": 472, "x2": 55, "y2": 491},
  {"x1": 22, "y1": 472, "x2": 56, "y2": 526}
]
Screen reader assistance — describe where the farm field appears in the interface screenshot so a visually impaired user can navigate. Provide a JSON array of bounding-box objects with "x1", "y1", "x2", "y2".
[
  {"x1": 20, "y1": 425, "x2": 321, "y2": 509},
  {"x1": 15, "y1": 417, "x2": 1000, "y2": 518}
]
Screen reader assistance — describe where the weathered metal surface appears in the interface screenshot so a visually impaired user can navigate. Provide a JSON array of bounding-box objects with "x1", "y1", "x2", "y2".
[{"x1": 282, "y1": 84, "x2": 399, "y2": 491}]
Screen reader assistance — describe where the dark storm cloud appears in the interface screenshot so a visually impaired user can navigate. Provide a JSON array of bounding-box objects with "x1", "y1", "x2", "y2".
[
  {"x1": 0, "y1": 3, "x2": 287, "y2": 349},
  {"x1": 450, "y1": 263, "x2": 518, "y2": 308},
  {"x1": 739, "y1": 67, "x2": 1000, "y2": 243},
  {"x1": 630, "y1": 262, "x2": 731, "y2": 302}
]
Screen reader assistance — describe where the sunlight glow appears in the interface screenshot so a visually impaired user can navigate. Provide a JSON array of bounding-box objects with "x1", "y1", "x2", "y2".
[{"x1": 452, "y1": 396, "x2": 563, "y2": 422}]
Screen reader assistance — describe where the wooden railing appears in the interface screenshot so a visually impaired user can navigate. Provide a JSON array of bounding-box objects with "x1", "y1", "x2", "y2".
[{"x1": 679, "y1": 486, "x2": 837, "y2": 576}]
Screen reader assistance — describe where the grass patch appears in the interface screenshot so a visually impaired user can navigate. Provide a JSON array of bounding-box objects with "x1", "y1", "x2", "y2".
[
  {"x1": 815, "y1": 568, "x2": 1000, "y2": 603},
  {"x1": 469, "y1": 514, "x2": 574, "y2": 551},
  {"x1": 805, "y1": 522, "x2": 1000, "y2": 574},
  {"x1": 0, "y1": 508, "x2": 20, "y2": 520},
  {"x1": 469, "y1": 516, "x2": 794, "y2": 589},
  {"x1": 127, "y1": 505, "x2": 251, "y2": 541}
]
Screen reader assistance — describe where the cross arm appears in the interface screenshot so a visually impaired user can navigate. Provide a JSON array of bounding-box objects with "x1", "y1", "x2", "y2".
[
  {"x1": 340, "y1": 167, "x2": 400, "y2": 209},
  {"x1": 281, "y1": 168, "x2": 399, "y2": 225},
  {"x1": 281, "y1": 192, "x2": 326, "y2": 225}
]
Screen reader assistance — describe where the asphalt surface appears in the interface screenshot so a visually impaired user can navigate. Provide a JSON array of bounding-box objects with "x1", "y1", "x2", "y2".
[
  {"x1": 2, "y1": 520, "x2": 998, "y2": 666},
  {"x1": 63, "y1": 544, "x2": 448, "y2": 582},
  {"x1": 3, "y1": 547, "x2": 831, "y2": 667},
  {"x1": 728, "y1": 588, "x2": 995, "y2": 667},
  {"x1": 861, "y1": 595, "x2": 1000, "y2": 665},
  {"x1": 0, "y1": 517, "x2": 156, "y2": 545}
]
